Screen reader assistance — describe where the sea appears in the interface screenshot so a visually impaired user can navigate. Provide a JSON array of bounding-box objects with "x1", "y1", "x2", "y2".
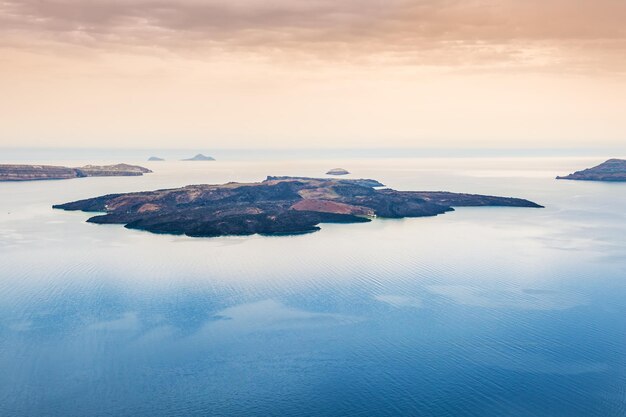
[{"x1": 0, "y1": 154, "x2": 624, "y2": 416}]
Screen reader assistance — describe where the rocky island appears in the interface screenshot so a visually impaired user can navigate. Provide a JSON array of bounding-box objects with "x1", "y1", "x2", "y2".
[
  {"x1": 54, "y1": 176, "x2": 542, "y2": 237},
  {"x1": 557, "y1": 159, "x2": 626, "y2": 182},
  {"x1": 326, "y1": 168, "x2": 350, "y2": 175},
  {"x1": 148, "y1": 156, "x2": 165, "y2": 161},
  {"x1": 182, "y1": 154, "x2": 215, "y2": 161},
  {"x1": 0, "y1": 163, "x2": 152, "y2": 182}
]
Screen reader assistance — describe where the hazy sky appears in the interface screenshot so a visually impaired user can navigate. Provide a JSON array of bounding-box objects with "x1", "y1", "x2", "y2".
[{"x1": 1, "y1": 0, "x2": 625, "y2": 149}]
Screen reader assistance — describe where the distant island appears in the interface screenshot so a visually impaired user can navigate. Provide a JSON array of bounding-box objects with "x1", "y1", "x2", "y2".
[
  {"x1": 182, "y1": 154, "x2": 215, "y2": 161},
  {"x1": 54, "y1": 176, "x2": 542, "y2": 237},
  {"x1": 0, "y1": 163, "x2": 152, "y2": 182},
  {"x1": 148, "y1": 156, "x2": 165, "y2": 161},
  {"x1": 557, "y1": 159, "x2": 626, "y2": 182},
  {"x1": 326, "y1": 168, "x2": 350, "y2": 175}
]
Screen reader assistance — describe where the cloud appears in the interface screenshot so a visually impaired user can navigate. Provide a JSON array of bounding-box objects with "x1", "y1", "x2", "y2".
[
  {"x1": 2, "y1": 0, "x2": 626, "y2": 71},
  {"x1": 2, "y1": 1, "x2": 626, "y2": 149}
]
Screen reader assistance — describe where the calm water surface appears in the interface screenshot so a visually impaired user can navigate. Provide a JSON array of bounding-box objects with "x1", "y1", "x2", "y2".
[{"x1": 0, "y1": 157, "x2": 625, "y2": 416}]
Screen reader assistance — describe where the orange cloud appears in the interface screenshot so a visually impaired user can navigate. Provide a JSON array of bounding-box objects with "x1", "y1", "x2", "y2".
[
  {"x1": 1, "y1": 0, "x2": 625, "y2": 71},
  {"x1": 1, "y1": 1, "x2": 625, "y2": 149}
]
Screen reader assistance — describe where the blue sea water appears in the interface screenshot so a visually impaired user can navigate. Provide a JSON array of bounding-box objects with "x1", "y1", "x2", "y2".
[{"x1": 0, "y1": 157, "x2": 624, "y2": 416}]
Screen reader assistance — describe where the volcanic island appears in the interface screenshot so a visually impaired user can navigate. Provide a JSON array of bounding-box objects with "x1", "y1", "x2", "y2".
[{"x1": 53, "y1": 176, "x2": 543, "y2": 237}]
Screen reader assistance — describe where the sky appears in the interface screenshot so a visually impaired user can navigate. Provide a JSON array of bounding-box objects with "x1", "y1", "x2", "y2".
[{"x1": 1, "y1": 0, "x2": 626, "y2": 150}]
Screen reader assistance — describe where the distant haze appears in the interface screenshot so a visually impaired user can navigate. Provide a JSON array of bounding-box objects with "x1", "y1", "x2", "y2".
[{"x1": 1, "y1": 0, "x2": 625, "y2": 149}]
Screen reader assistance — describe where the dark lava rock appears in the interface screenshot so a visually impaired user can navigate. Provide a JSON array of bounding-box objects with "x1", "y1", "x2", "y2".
[{"x1": 54, "y1": 176, "x2": 543, "y2": 238}]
